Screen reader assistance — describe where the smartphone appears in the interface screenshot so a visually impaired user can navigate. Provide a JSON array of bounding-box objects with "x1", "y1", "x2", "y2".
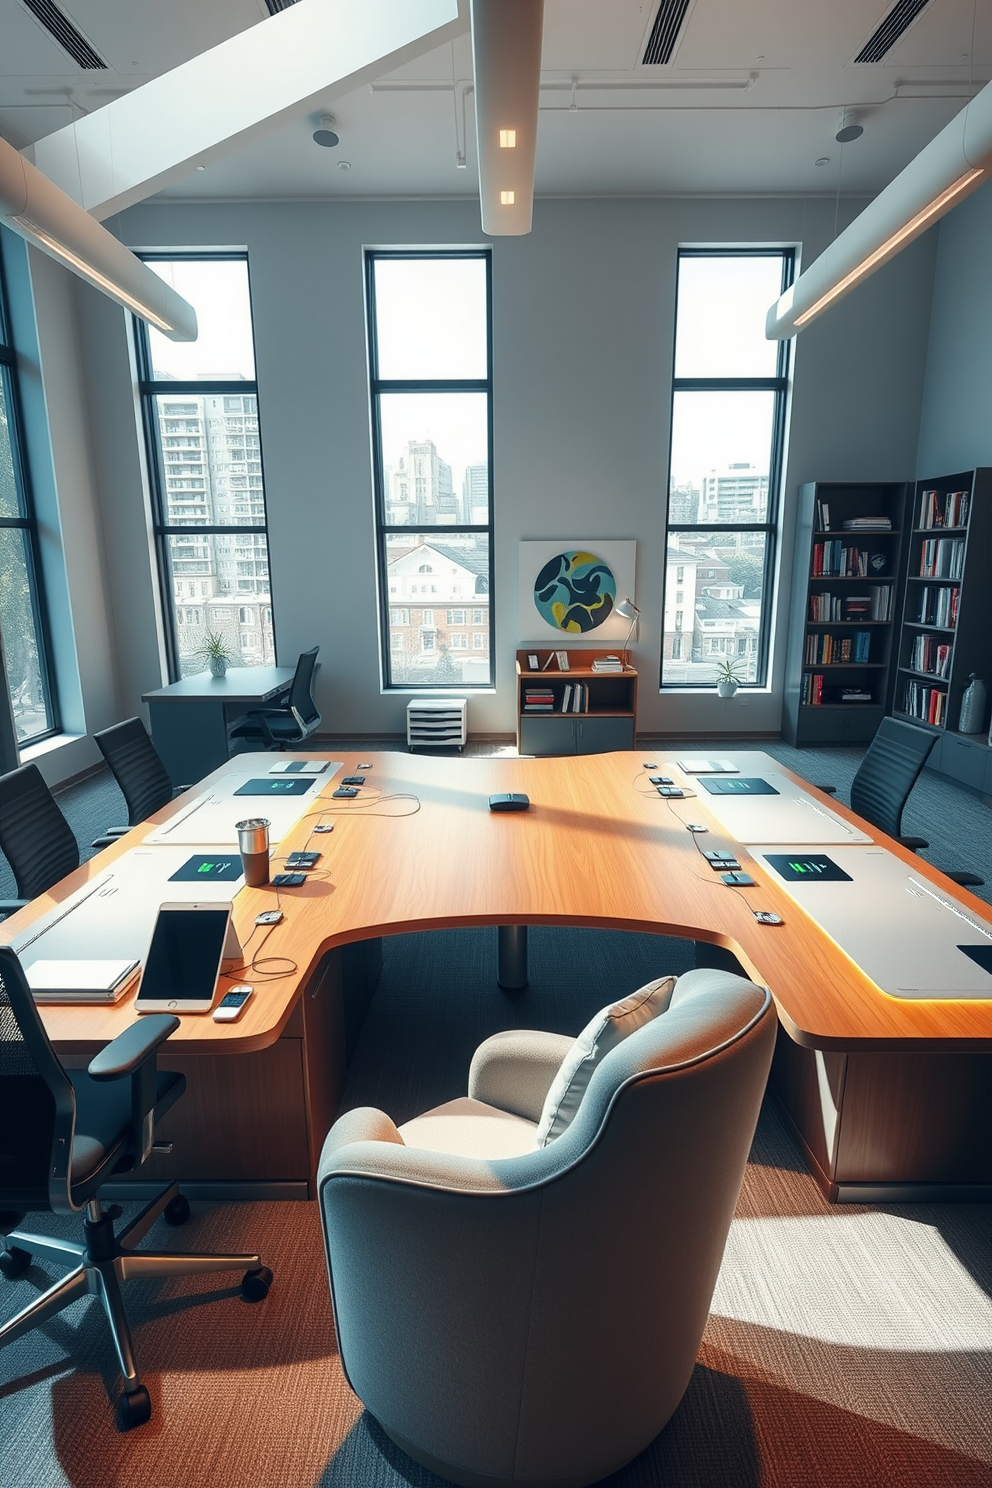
[
  {"x1": 135, "y1": 902, "x2": 232, "y2": 1014},
  {"x1": 213, "y1": 986, "x2": 254, "y2": 1022}
]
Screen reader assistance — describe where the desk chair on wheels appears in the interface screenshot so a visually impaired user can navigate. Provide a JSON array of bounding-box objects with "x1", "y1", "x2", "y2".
[
  {"x1": 818, "y1": 716, "x2": 984, "y2": 887},
  {"x1": 94, "y1": 716, "x2": 188, "y2": 835},
  {"x1": 230, "y1": 646, "x2": 320, "y2": 751},
  {"x1": 0, "y1": 948, "x2": 272, "y2": 1430},
  {"x1": 0, "y1": 763, "x2": 117, "y2": 921}
]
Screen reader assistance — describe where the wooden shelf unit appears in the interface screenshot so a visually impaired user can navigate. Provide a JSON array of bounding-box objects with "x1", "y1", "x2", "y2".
[
  {"x1": 783, "y1": 481, "x2": 911, "y2": 746},
  {"x1": 892, "y1": 468, "x2": 992, "y2": 741},
  {"x1": 515, "y1": 649, "x2": 637, "y2": 756}
]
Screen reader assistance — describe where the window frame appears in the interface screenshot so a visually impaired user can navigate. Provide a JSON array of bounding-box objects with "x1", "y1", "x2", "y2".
[
  {"x1": 366, "y1": 249, "x2": 495, "y2": 691},
  {"x1": 0, "y1": 250, "x2": 59, "y2": 744},
  {"x1": 661, "y1": 247, "x2": 795, "y2": 691},
  {"x1": 132, "y1": 251, "x2": 277, "y2": 682}
]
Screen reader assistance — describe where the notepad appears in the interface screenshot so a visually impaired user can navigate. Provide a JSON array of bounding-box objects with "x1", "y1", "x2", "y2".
[
  {"x1": 26, "y1": 959, "x2": 140, "y2": 1004},
  {"x1": 268, "y1": 760, "x2": 329, "y2": 775},
  {"x1": 676, "y1": 759, "x2": 739, "y2": 774}
]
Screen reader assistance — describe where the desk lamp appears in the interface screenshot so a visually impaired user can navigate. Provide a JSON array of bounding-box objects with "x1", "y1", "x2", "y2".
[{"x1": 614, "y1": 597, "x2": 640, "y2": 666}]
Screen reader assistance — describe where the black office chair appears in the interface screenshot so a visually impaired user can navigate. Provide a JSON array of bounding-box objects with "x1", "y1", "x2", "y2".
[
  {"x1": 230, "y1": 646, "x2": 321, "y2": 751},
  {"x1": 817, "y1": 716, "x2": 984, "y2": 887},
  {"x1": 0, "y1": 762, "x2": 104, "y2": 921},
  {"x1": 94, "y1": 717, "x2": 186, "y2": 839},
  {"x1": 0, "y1": 947, "x2": 271, "y2": 1430}
]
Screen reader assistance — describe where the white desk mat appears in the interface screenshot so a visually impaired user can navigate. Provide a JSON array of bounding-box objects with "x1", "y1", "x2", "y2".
[
  {"x1": 682, "y1": 772, "x2": 872, "y2": 845},
  {"x1": 751, "y1": 845, "x2": 992, "y2": 999},
  {"x1": 11, "y1": 846, "x2": 247, "y2": 969},
  {"x1": 144, "y1": 763, "x2": 341, "y2": 846}
]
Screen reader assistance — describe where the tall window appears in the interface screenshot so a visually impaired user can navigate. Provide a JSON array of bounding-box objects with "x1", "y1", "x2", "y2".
[
  {"x1": 134, "y1": 255, "x2": 276, "y2": 679},
  {"x1": 0, "y1": 244, "x2": 57, "y2": 743},
  {"x1": 662, "y1": 250, "x2": 794, "y2": 687},
  {"x1": 366, "y1": 252, "x2": 493, "y2": 689}
]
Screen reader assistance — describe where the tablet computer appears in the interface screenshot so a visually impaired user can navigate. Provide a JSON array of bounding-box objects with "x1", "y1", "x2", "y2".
[{"x1": 135, "y1": 902, "x2": 232, "y2": 1014}]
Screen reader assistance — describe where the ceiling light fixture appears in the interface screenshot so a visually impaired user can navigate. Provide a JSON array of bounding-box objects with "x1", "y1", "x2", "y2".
[
  {"x1": 0, "y1": 134, "x2": 196, "y2": 340},
  {"x1": 312, "y1": 113, "x2": 340, "y2": 148},
  {"x1": 470, "y1": 0, "x2": 544, "y2": 236},
  {"x1": 767, "y1": 76, "x2": 992, "y2": 339},
  {"x1": 835, "y1": 109, "x2": 864, "y2": 143}
]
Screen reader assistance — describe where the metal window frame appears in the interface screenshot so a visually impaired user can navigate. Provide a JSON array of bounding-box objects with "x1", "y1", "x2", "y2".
[
  {"x1": 0, "y1": 260, "x2": 60, "y2": 745},
  {"x1": 661, "y1": 247, "x2": 795, "y2": 690},
  {"x1": 132, "y1": 251, "x2": 276, "y2": 682},
  {"x1": 366, "y1": 248, "x2": 495, "y2": 691}
]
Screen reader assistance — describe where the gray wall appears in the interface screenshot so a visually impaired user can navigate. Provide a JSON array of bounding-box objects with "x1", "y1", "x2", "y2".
[
  {"x1": 917, "y1": 179, "x2": 992, "y2": 478},
  {"x1": 20, "y1": 194, "x2": 936, "y2": 782}
]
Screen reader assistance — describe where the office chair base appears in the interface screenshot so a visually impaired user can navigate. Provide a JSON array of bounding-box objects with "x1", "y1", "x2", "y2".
[{"x1": 0, "y1": 1184, "x2": 270, "y2": 1430}]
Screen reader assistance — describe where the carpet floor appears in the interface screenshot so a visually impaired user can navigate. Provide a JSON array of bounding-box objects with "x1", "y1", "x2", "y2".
[{"x1": 2, "y1": 923, "x2": 990, "y2": 1488}]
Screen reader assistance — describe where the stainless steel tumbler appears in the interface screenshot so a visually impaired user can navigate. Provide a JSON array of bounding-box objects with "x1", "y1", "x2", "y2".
[{"x1": 236, "y1": 817, "x2": 271, "y2": 887}]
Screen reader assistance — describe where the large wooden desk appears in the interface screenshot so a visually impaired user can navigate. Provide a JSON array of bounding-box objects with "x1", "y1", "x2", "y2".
[
  {"x1": 142, "y1": 666, "x2": 295, "y2": 783},
  {"x1": 5, "y1": 751, "x2": 991, "y2": 1203}
]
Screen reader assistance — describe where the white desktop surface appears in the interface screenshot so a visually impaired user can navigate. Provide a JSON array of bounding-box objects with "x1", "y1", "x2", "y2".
[
  {"x1": 752, "y1": 845, "x2": 992, "y2": 998},
  {"x1": 668, "y1": 763, "x2": 872, "y2": 845},
  {"x1": 144, "y1": 763, "x2": 341, "y2": 846}
]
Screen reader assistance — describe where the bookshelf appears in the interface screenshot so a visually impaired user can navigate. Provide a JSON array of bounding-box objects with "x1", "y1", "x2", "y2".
[
  {"x1": 892, "y1": 469, "x2": 992, "y2": 753},
  {"x1": 783, "y1": 481, "x2": 910, "y2": 746},
  {"x1": 515, "y1": 649, "x2": 637, "y2": 756}
]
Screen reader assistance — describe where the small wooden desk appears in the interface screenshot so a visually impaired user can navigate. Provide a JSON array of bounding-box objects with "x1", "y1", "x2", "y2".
[
  {"x1": 142, "y1": 667, "x2": 295, "y2": 783},
  {"x1": 6, "y1": 751, "x2": 991, "y2": 1203}
]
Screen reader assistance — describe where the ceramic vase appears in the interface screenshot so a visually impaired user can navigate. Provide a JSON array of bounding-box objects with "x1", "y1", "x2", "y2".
[
  {"x1": 958, "y1": 674, "x2": 987, "y2": 734},
  {"x1": 717, "y1": 680, "x2": 738, "y2": 698},
  {"x1": 209, "y1": 656, "x2": 227, "y2": 679}
]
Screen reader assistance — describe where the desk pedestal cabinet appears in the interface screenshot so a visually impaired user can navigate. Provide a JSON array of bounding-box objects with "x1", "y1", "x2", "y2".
[{"x1": 516, "y1": 650, "x2": 637, "y2": 756}]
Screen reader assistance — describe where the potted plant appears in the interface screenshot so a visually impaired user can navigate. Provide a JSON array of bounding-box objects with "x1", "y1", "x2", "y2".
[
  {"x1": 199, "y1": 631, "x2": 236, "y2": 679},
  {"x1": 714, "y1": 656, "x2": 745, "y2": 698}
]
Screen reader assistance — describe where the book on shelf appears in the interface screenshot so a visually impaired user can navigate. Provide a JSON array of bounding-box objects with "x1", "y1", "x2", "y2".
[
  {"x1": 918, "y1": 536, "x2": 965, "y2": 579},
  {"x1": 916, "y1": 586, "x2": 959, "y2": 628},
  {"x1": 840, "y1": 517, "x2": 892, "y2": 531},
  {"x1": 812, "y1": 541, "x2": 888, "y2": 577},
  {"x1": 804, "y1": 630, "x2": 872, "y2": 664},
  {"x1": 815, "y1": 498, "x2": 831, "y2": 531},
  {"x1": 800, "y1": 673, "x2": 825, "y2": 705},
  {"x1": 523, "y1": 686, "x2": 555, "y2": 712},
  {"x1": 910, "y1": 634, "x2": 952, "y2": 677},
  {"x1": 808, "y1": 589, "x2": 890, "y2": 621},
  {"x1": 918, "y1": 488, "x2": 970, "y2": 530},
  {"x1": 838, "y1": 688, "x2": 872, "y2": 703},
  {"x1": 590, "y1": 656, "x2": 624, "y2": 673},
  {"x1": 902, "y1": 678, "x2": 947, "y2": 727},
  {"x1": 569, "y1": 683, "x2": 589, "y2": 713},
  {"x1": 560, "y1": 684, "x2": 572, "y2": 713}
]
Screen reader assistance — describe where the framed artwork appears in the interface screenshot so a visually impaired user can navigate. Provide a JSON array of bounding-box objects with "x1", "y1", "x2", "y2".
[{"x1": 519, "y1": 540, "x2": 636, "y2": 642}]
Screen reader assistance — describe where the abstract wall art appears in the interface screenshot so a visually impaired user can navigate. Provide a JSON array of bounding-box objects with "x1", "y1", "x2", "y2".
[{"x1": 519, "y1": 540, "x2": 636, "y2": 642}]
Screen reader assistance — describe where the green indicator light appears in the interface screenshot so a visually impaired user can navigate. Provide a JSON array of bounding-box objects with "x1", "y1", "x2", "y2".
[{"x1": 198, "y1": 862, "x2": 214, "y2": 873}]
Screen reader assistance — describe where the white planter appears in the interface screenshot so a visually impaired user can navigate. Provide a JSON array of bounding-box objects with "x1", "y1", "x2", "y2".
[
  {"x1": 716, "y1": 680, "x2": 738, "y2": 698},
  {"x1": 209, "y1": 656, "x2": 227, "y2": 678}
]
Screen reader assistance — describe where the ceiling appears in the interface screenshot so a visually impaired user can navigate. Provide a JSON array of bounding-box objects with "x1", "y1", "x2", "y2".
[{"x1": 1, "y1": 0, "x2": 990, "y2": 204}]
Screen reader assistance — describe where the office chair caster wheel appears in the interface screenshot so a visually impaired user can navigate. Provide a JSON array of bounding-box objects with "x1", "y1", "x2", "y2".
[
  {"x1": 0, "y1": 1245, "x2": 31, "y2": 1277},
  {"x1": 163, "y1": 1194, "x2": 191, "y2": 1227},
  {"x1": 241, "y1": 1265, "x2": 272, "y2": 1302},
  {"x1": 115, "y1": 1384, "x2": 151, "y2": 1431}
]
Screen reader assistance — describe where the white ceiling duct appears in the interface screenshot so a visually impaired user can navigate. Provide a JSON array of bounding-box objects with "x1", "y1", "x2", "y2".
[
  {"x1": 0, "y1": 136, "x2": 197, "y2": 340},
  {"x1": 471, "y1": 0, "x2": 544, "y2": 236},
  {"x1": 767, "y1": 77, "x2": 992, "y2": 339}
]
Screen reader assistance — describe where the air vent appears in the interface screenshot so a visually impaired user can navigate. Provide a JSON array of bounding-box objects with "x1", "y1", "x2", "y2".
[
  {"x1": 265, "y1": 0, "x2": 302, "y2": 12},
  {"x1": 642, "y1": 0, "x2": 692, "y2": 66},
  {"x1": 19, "y1": 0, "x2": 106, "y2": 68},
  {"x1": 854, "y1": 0, "x2": 933, "y2": 64}
]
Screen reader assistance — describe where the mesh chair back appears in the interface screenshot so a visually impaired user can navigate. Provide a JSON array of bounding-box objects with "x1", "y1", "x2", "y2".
[
  {"x1": 850, "y1": 717, "x2": 935, "y2": 839},
  {"x1": 289, "y1": 647, "x2": 320, "y2": 727},
  {"x1": 0, "y1": 947, "x2": 75, "y2": 1213},
  {"x1": 0, "y1": 764, "x2": 79, "y2": 901},
  {"x1": 95, "y1": 717, "x2": 174, "y2": 824}
]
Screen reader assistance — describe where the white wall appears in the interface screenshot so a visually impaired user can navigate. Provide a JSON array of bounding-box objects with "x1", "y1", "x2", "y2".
[
  {"x1": 916, "y1": 180, "x2": 992, "y2": 478},
  {"x1": 72, "y1": 195, "x2": 936, "y2": 744}
]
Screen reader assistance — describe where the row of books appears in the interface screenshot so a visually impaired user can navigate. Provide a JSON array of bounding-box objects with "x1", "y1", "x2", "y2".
[
  {"x1": 918, "y1": 536, "x2": 965, "y2": 579},
  {"x1": 522, "y1": 688, "x2": 555, "y2": 712},
  {"x1": 803, "y1": 631, "x2": 872, "y2": 664},
  {"x1": 917, "y1": 488, "x2": 970, "y2": 530},
  {"x1": 902, "y1": 680, "x2": 947, "y2": 727},
  {"x1": 908, "y1": 633, "x2": 952, "y2": 678},
  {"x1": 808, "y1": 587, "x2": 892, "y2": 622},
  {"x1": 561, "y1": 683, "x2": 590, "y2": 713},
  {"x1": 814, "y1": 497, "x2": 893, "y2": 533},
  {"x1": 811, "y1": 541, "x2": 888, "y2": 577},
  {"x1": 801, "y1": 674, "x2": 875, "y2": 706},
  {"x1": 522, "y1": 685, "x2": 592, "y2": 713},
  {"x1": 915, "y1": 585, "x2": 959, "y2": 629}
]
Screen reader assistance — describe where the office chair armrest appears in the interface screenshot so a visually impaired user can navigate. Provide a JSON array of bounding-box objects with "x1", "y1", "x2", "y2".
[
  {"x1": 468, "y1": 1029, "x2": 577, "y2": 1123},
  {"x1": 103, "y1": 826, "x2": 129, "y2": 837},
  {"x1": 320, "y1": 1106, "x2": 405, "y2": 1165},
  {"x1": 171, "y1": 784, "x2": 193, "y2": 797},
  {"x1": 91, "y1": 834, "x2": 120, "y2": 850},
  {"x1": 245, "y1": 709, "x2": 279, "y2": 749},
  {"x1": 897, "y1": 836, "x2": 929, "y2": 852},
  {"x1": 0, "y1": 898, "x2": 29, "y2": 920},
  {"x1": 88, "y1": 1014, "x2": 179, "y2": 1081},
  {"x1": 943, "y1": 870, "x2": 985, "y2": 888},
  {"x1": 813, "y1": 784, "x2": 838, "y2": 795}
]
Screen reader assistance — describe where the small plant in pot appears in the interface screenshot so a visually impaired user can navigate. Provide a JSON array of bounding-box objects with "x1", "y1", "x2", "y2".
[
  {"x1": 714, "y1": 657, "x2": 745, "y2": 698},
  {"x1": 199, "y1": 632, "x2": 236, "y2": 679}
]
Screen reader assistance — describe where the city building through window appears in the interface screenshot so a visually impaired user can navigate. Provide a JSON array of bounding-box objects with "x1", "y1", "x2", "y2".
[
  {"x1": 0, "y1": 243, "x2": 57, "y2": 743},
  {"x1": 662, "y1": 250, "x2": 794, "y2": 687},
  {"x1": 134, "y1": 256, "x2": 276, "y2": 679},
  {"x1": 367, "y1": 252, "x2": 493, "y2": 688}
]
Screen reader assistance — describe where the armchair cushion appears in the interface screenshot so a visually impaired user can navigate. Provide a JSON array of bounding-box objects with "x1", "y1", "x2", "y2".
[
  {"x1": 535, "y1": 975, "x2": 676, "y2": 1146},
  {"x1": 399, "y1": 1097, "x2": 538, "y2": 1160},
  {"x1": 468, "y1": 1029, "x2": 576, "y2": 1122}
]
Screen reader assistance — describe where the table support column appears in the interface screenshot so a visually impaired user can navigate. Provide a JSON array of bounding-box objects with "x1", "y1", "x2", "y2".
[{"x1": 497, "y1": 926, "x2": 528, "y2": 990}]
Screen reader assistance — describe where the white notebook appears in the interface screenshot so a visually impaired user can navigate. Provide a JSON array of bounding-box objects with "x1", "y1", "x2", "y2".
[{"x1": 26, "y1": 959, "x2": 140, "y2": 1004}]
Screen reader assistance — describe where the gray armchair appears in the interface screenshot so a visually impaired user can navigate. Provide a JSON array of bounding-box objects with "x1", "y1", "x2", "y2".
[{"x1": 318, "y1": 967, "x2": 776, "y2": 1488}]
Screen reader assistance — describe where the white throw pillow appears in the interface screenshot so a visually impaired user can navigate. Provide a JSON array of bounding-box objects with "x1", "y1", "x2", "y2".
[{"x1": 535, "y1": 975, "x2": 676, "y2": 1146}]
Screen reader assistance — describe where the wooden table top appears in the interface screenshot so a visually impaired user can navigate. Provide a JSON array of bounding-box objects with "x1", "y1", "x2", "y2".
[{"x1": 6, "y1": 750, "x2": 991, "y2": 1056}]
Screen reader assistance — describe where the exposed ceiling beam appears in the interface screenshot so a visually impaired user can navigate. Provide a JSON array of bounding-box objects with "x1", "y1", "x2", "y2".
[{"x1": 27, "y1": 0, "x2": 465, "y2": 221}]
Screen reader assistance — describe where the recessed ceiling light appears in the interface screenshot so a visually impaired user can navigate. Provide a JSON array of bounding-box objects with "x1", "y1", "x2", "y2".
[
  {"x1": 195, "y1": 165, "x2": 206, "y2": 172},
  {"x1": 755, "y1": 54, "x2": 765, "y2": 62},
  {"x1": 337, "y1": 160, "x2": 352, "y2": 171},
  {"x1": 815, "y1": 157, "x2": 830, "y2": 167}
]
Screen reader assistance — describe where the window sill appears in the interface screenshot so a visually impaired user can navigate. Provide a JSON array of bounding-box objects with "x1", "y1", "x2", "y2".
[{"x1": 20, "y1": 731, "x2": 85, "y2": 763}]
